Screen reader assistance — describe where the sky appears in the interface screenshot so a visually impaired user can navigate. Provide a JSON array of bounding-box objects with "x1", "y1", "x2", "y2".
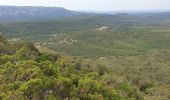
[{"x1": 0, "y1": 0, "x2": 170, "y2": 11}]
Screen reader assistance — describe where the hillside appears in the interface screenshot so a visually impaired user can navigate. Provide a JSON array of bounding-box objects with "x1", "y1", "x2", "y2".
[
  {"x1": 1, "y1": 9, "x2": 170, "y2": 99},
  {"x1": 1, "y1": 12, "x2": 170, "y2": 57},
  {"x1": 0, "y1": 6, "x2": 80, "y2": 22},
  {"x1": 0, "y1": 36, "x2": 145, "y2": 99}
]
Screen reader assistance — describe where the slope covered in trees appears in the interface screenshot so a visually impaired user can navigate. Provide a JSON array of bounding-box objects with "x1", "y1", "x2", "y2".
[
  {"x1": 0, "y1": 36, "x2": 144, "y2": 100},
  {"x1": 1, "y1": 12, "x2": 170, "y2": 58},
  {"x1": 1, "y1": 11, "x2": 170, "y2": 100}
]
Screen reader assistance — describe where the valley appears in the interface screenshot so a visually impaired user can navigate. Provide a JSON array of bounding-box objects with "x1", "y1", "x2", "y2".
[{"x1": 0, "y1": 6, "x2": 170, "y2": 100}]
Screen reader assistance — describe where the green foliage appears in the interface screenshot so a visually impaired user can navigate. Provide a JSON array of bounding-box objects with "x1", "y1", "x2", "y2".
[
  {"x1": 2, "y1": 13, "x2": 170, "y2": 57},
  {"x1": 0, "y1": 41, "x2": 143, "y2": 100},
  {"x1": 36, "y1": 55, "x2": 50, "y2": 62},
  {"x1": 77, "y1": 78, "x2": 117, "y2": 100},
  {"x1": 1, "y1": 12, "x2": 170, "y2": 99}
]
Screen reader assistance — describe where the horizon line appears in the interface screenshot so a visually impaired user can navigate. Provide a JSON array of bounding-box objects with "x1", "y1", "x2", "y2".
[{"x1": 0, "y1": 5, "x2": 170, "y2": 12}]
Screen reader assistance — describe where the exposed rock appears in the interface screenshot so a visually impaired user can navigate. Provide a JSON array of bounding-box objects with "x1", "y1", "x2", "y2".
[{"x1": 0, "y1": 35, "x2": 7, "y2": 46}]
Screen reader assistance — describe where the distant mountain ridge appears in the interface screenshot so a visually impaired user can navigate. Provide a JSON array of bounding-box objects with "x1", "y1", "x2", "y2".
[
  {"x1": 0, "y1": 6, "x2": 80, "y2": 22},
  {"x1": 0, "y1": 6, "x2": 170, "y2": 23}
]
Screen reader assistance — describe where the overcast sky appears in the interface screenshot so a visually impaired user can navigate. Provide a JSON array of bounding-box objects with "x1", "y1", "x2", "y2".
[{"x1": 0, "y1": 0, "x2": 170, "y2": 11}]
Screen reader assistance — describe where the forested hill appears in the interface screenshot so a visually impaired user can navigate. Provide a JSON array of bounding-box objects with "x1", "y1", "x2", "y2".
[
  {"x1": 1, "y1": 9, "x2": 170, "y2": 99},
  {"x1": 0, "y1": 35, "x2": 144, "y2": 99},
  {"x1": 0, "y1": 6, "x2": 80, "y2": 22}
]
